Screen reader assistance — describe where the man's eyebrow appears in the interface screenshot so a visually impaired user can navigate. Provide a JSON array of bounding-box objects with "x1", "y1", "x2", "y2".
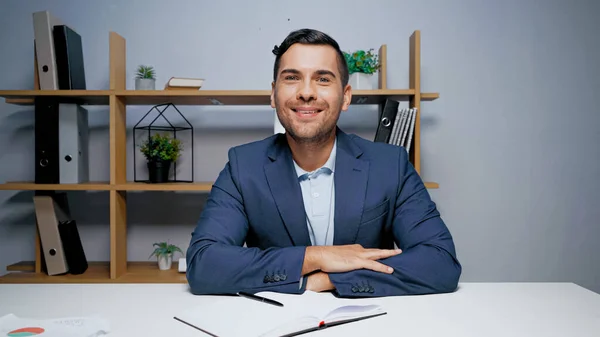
[
  {"x1": 315, "y1": 69, "x2": 336, "y2": 78},
  {"x1": 279, "y1": 68, "x2": 337, "y2": 78},
  {"x1": 280, "y1": 68, "x2": 301, "y2": 75}
]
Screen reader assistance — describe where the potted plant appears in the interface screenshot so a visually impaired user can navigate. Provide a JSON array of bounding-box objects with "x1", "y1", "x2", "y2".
[
  {"x1": 343, "y1": 49, "x2": 380, "y2": 90},
  {"x1": 149, "y1": 242, "x2": 183, "y2": 270},
  {"x1": 135, "y1": 65, "x2": 156, "y2": 90},
  {"x1": 139, "y1": 133, "x2": 183, "y2": 183}
]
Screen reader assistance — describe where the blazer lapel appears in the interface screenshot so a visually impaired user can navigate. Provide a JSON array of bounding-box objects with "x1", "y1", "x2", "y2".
[
  {"x1": 333, "y1": 131, "x2": 369, "y2": 245},
  {"x1": 264, "y1": 136, "x2": 312, "y2": 247}
]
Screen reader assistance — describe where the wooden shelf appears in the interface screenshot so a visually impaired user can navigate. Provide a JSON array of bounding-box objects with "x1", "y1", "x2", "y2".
[
  {"x1": 424, "y1": 182, "x2": 439, "y2": 189},
  {"x1": 114, "y1": 182, "x2": 214, "y2": 191},
  {"x1": 6, "y1": 260, "x2": 35, "y2": 272},
  {"x1": 0, "y1": 181, "x2": 439, "y2": 191},
  {"x1": 0, "y1": 90, "x2": 111, "y2": 105},
  {"x1": 115, "y1": 89, "x2": 421, "y2": 105},
  {"x1": 0, "y1": 181, "x2": 215, "y2": 192},
  {"x1": 122, "y1": 181, "x2": 438, "y2": 191},
  {"x1": 421, "y1": 92, "x2": 439, "y2": 101},
  {"x1": 0, "y1": 181, "x2": 111, "y2": 191},
  {"x1": 117, "y1": 261, "x2": 188, "y2": 283},
  {"x1": 1, "y1": 89, "x2": 438, "y2": 106},
  {"x1": 1, "y1": 261, "x2": 187, "y2": 284},
  {"x1": 0, "y1": 261, "x2": 111, "y2": 283}
]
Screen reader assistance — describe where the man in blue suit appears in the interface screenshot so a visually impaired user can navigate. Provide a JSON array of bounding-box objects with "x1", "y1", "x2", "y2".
[{"x1": 186, "y1": 28, "x2": 461, "y2": 298}]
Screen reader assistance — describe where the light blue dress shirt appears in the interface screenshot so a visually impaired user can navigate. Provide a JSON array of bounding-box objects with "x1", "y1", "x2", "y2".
[
  {"x1": 293, "y1": 137, "x2": 337, "y2": 288},
  {"x1": 293, "y1": 137, "x2": 336, "y2": 246}
]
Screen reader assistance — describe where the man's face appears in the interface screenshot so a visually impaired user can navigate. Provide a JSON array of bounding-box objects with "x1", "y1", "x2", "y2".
[{"x1": 271, "y1": 43, "x2": 351, "y2": 144}]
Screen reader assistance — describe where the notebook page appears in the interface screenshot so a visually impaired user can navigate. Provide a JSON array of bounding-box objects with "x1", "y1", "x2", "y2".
[
  {"x1": 323, "y1": 304, "x2": 384, "y2": 323},
  {"x1": 254, "y1": 292, "x2": 385, "y2": 336},
  {"x1": 175, "y1": 292, "x2": 331, "y2": 336},
  {"x1": 175, "y1": 295, "x2": 287, "y2": 336},
  {"x1": 259, "y1": 292, "x2": 385, "y2": 324},
  {"x1": 255, "y1": 290, "x2": 350, "y2": 319}
]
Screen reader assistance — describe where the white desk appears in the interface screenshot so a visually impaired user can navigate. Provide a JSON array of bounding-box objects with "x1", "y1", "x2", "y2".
[{"x1": 1, "y1": 282, "x2": 599, "y2": 336}]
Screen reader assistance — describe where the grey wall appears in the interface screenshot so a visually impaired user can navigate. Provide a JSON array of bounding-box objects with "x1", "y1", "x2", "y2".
[{"x1": 1, "y1": 0, "x2": 599, "y2": 293}]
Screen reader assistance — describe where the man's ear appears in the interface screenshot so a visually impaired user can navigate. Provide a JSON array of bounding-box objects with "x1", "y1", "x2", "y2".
[
  {"x1": 270, "y1": 81, "x2": 276, "y2": 108},
  {"x1": 341, "y1": 84, "x2": 352, "y2": 111}
]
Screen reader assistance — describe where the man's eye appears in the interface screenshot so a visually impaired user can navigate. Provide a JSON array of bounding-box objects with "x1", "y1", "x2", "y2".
[
  {"x1": 284, "y1": 75, "x2": 298, "y2": 80},
  {"x1": 317, "y1": 77, "x2": 330, "y2": 82}
]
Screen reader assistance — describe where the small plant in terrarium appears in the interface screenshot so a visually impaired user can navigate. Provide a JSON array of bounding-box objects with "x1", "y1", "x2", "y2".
[
  {"x1": 139, "y1": 133, "x2": 182, "y2": 162},
  {"x1": 139, "y1": 133, "x2": 183, "y2": 183},
  {"x1": 149, "y1": 241, "x2": 183, "y2": 270}
]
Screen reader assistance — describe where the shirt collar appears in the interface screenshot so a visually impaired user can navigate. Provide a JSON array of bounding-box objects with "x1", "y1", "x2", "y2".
[{"x1": 293, "y1": 137, "x2": 337, "y2": 180}]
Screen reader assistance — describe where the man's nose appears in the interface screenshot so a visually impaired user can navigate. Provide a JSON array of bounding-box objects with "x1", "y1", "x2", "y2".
[{"x1": 296, "y1": 80, "x2": 317, "y2": 101}]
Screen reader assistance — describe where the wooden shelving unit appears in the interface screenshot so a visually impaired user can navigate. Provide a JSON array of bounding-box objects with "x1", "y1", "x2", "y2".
[
  {"x1": 1, "y1": 261, "x2": 187, "y2": 284},
  {"x1": 0, "y1": 30, "x2": 440, "y2": 284}
]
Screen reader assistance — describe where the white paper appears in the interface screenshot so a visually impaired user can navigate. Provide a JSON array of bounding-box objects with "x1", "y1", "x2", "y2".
[{"x1": 0, "y1": 313, "x2": 110, "y2": 337}]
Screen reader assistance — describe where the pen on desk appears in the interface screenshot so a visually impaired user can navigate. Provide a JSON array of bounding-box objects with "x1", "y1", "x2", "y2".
[{"x1": 237, "y1": 291, "x2": 284, "y2": 307}]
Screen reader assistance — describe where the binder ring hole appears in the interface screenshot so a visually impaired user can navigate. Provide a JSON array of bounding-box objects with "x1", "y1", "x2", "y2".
[
  {"x1": 40, "y1": 159, "x2": 48, "y2": 167},
  {"x1": 381, "y1": 117, "x2": 391, "y2": 127},
  {"x1": 49, "y1": 249, "x2": 56, "y2": 256}
]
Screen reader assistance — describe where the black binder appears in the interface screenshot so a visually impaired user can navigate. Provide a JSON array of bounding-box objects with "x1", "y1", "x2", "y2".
[
  {"x1": 58, "y1": 219, "x2": 88, "y2": 275},
  {"x1": 52, "y1": 24, "x2": 86, "y2": 90},
  {"x1": 373, "y1": 99, "x2": 399, "y2": 143},
  {"x1": 35, "y1": 98, "x2": 60, "y2": 184}
]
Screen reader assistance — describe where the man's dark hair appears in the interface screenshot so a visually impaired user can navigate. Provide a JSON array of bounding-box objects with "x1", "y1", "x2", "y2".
[{"x1": 272, "y1": 28, "x2": 349, "y2": 87}]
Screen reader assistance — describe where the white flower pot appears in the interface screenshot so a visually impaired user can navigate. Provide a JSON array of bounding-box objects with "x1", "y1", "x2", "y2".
[
  {"x1": 157, "y1": 254, "x2": 173, "y2": 270},
  {"x1": 135, "y1": 78, "x2": 155, "y2": 90},
  {"x1": 348, "y1": 73, "x2": 374, "y2": 90}
]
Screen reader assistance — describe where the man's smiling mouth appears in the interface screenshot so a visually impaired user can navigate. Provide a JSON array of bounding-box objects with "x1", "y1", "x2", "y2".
[{"x1": 292, "y1": 107, "x2": 323, "y2": 114}]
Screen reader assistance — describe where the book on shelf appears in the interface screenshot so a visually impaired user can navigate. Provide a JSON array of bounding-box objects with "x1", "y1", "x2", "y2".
[
  {"x1": 164, "y1": 77, "x2": 205, "y2": 90},
  {"x1": 174, "y1": 290, "x2": 386, "y2": 337}
]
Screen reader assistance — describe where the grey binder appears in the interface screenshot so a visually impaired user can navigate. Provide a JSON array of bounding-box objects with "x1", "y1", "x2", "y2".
[
  {"x1": 33, "y1": 195, "x2": 70, "y2": 276},
  {"x1": 59, "y1": 104, "x2": 89, "y2": 183},
  {"x1": 32, "y1": 10, "x2": 63, "y2": 90}
]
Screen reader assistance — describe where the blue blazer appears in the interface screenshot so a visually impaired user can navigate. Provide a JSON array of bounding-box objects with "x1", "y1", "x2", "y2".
[{"x1": 187, "y1": 128, "x2": 461, "y2": 298}]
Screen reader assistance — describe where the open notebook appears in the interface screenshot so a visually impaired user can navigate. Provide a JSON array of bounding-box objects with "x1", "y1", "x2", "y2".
[{"x1": 174, "y1": 290, "x2": 386, "y2": 337}]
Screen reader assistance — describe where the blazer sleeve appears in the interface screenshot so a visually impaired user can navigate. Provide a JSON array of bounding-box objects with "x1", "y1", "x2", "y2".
[
  {"x1": 186, "y1": 147, "x2": 307, "y2": 295},
  {"x1": 327, "y1": 149, "x2": 462, "y2": 297}
]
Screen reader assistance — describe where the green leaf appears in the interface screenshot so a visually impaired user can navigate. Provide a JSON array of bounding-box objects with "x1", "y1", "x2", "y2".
[
  {"x1": 139, "y1": 133, "x2": 183, "y2": 162},
  {"x1": 149, "y1": 241, "x2": 183, "y2": 259},
  {"x1": 135, "y1": 65, "x2": 156, "y2": 79},
  {"x1": 343, "y1": 48, "x2": 380, "y2": 74}
]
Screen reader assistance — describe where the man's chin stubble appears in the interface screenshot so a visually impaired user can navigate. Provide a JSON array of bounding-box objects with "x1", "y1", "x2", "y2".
[{"x1": 287, "y1": 126, "x2": 334, "y2": 147}]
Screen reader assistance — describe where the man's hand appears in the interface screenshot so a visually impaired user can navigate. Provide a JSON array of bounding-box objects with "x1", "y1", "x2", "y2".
[
  {"x1": 305, "y1": 272, "x2": 335, "y2": 292},
  {"x1": 302, "y1": 244, "x2": 401, "y2": 275}
]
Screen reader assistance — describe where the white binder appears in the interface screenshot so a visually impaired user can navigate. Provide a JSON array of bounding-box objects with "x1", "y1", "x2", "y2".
[
  {"x1": 32, "y1": 10, "x2": 63, "y2": 90},
  {"x1": 59, "y1": 104, "x2": 89, "y2": 183}
]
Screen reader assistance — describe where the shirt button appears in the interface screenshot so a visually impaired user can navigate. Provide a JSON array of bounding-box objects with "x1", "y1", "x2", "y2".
[{"x1": 313, "y1": 192, "x2": 319, "y2": 198}]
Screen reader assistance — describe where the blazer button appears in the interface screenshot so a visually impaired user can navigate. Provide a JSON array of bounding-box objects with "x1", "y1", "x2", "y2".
[
  {"x1": 273, "y1": 274, "x2": 281, "y2": 282},
  {"x1": 263, "y1": 275, "x2": 270, "y2": 283},
  {"x1": 351, "y1": 286, "x2": 358, "y2": 293},
  {"x1": 281, "y1": 274, "x2": 287, "y2": 281},
  {"x1": 369, "y1": 287, "x2": 374, "y2": 293}
]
